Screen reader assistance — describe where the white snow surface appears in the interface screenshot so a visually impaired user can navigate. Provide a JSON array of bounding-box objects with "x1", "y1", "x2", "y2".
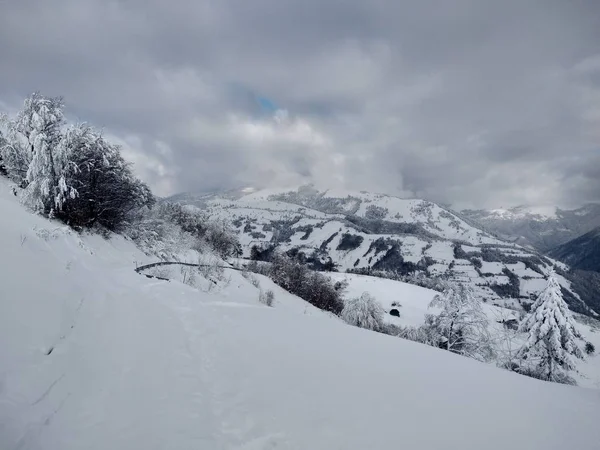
[{"x1": 1, "y1": 179, "x2": 600, "y2": 450}]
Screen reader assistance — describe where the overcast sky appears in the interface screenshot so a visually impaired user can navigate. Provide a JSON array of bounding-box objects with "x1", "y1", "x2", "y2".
[{"x1": 1, "y1": 0, "x2": 599, "y2": 209}]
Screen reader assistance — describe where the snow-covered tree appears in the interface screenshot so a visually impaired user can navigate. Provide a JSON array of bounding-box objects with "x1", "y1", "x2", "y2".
[
  {"x1": 0, "y1": 113, "x2": 31, "y2": 184},
  {"x1": 0, "y1": 128, "x2": 6, "y2": 176},
  {"x1": 56, "y1": 123, "x2": 154, "y2": 230},
  {"x1": 425, "y1": 283, "x2": 495, "y2": 362},
  {"x1": 516, "y1": 273, "x2": 584, "y2": 382},
  {"x1": 342, "y1": 292, "x2": 385, "y2": 332},
  {"x1": 6, "y1": 93, "x2": 74, "y2": 213}
]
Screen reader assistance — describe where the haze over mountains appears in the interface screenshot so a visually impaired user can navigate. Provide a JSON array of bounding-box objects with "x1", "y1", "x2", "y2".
[
  {"x1": 461, "y1": 204, "x2": 600, "y2": 252},
  {"x1": 550, "y1": 227, "x2": 600, "y2": 273}
]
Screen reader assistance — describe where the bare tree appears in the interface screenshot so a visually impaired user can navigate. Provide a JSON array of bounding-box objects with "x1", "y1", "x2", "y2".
[{"x1": 425, "y1": 283, "x2": 496, "y2": 362}]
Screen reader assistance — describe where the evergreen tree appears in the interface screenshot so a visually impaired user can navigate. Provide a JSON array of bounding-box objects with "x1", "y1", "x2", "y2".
[{"x1": 516, "y1": 273, "x2": 584, "y2": 382}]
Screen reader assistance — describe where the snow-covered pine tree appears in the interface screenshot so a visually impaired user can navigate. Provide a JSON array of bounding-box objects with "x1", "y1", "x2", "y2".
[
  {"x1": 342, "y1": 292, "x2": 385, "y2": 332},
  {"x1": 425, "y1": 283, "x2": 495, "y2": 362},
  {"x1": 516, "y1": 273, "x2": 584, "y2": 383}
]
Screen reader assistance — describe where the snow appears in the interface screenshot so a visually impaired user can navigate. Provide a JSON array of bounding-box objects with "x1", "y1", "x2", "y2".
[
  {"x1": 480, "y1": 261, "x2": 505, "y2": 274},
  {"x1": 329, "y1": 272, "x2": 439, "y2": 327},
  {"x1": 2, "y1": 178, "x2": 600, "y2": 449},
  {"x1": 487, "y1": 205, "x2": 558, "y2": 220}
]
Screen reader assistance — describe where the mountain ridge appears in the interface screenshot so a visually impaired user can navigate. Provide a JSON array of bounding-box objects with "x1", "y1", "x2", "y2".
[
  {"x1": 550, "y1": 226, "x2": 600, "y2": 273},
  {"x1": 461, "y1": 203, "x2": 600, "y2": 251}
]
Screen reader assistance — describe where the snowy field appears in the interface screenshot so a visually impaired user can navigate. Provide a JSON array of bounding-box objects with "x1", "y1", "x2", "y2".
[{"x1": 1, "y1": 179, "x2": 600, "y2": 450}]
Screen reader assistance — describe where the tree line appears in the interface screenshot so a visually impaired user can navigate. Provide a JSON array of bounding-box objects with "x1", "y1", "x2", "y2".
[
  {"x1": 0, "y1": 93, "x2": 154, "y2": 230},
  {"x1": 0, "y1": 93, "x2": 242, "y2": 262}
]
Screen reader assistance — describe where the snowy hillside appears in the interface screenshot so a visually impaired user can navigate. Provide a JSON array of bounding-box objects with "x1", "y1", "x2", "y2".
[
  {"x1": 3, "y1": 181, "x2": 600, "y2": 449},
  {"x1": 328, "y1": 272, "x2": 600, "y2": 389},
  {"x1": 170, "y1": 186, "x2": 592, "y2": 314}
]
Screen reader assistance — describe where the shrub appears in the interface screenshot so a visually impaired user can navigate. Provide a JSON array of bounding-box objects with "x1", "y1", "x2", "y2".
[
  {"x1": 242, "y1": 270, "x2": 261, "y2": 288},
  {"x1": 259, "y1": 289, "x2": 275, "y2": 307},
  {"x1": 585, "y1": 342, "x2": 595, "y2": 355},
  {"x1": 380, "y1": 323, "x2": 402, "y2": 336},
  {"x1": 342, "y1": 292, "x2": 385, "y2": 331},
  {"x1": 396, "y1": 325, "x2": 438, "y2": 346},
  {"x1": 267, "y1": 253, "x2": 344, "y2": 315},
  {"x1": 517, "y1": 366, "x2": 577, "y2": 385},
  {"x1": 197, "y1": 255, "x2": 226, "y2": 282},
  {"x1": 180, "y1": 266, "x2": 197, "y2": 287}
]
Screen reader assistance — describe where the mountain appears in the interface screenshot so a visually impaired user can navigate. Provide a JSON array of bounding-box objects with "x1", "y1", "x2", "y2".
[
  {"x1": 460, "y1": 204, "x2": 600, "y2": 252},
  {"x1": 550, "y1": 227, "x2": 600, "y2": 272},
  {"x1": 169, "y1": 186, "x2": 594, "y2": 315},
  {"x1": 3, "y1": 177, "x2": 600, "y2": 449}
]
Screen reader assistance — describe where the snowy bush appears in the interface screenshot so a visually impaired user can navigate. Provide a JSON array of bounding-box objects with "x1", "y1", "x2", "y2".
[
  {"x1": 342, "y1": 292, "x2": 385, "y2": 332},
  {"x1": 198, "y1": 255, "x2": 226, "y2": 282},
  {"x1": 180, "y1": 266, "x2": 197, "y2": 287},
  {"x1": 266, "y1": 253, "x2": 344, "y2": 315},
  {"x1": 259, "y1": 289, "x2": 275, "y2": 307},
  {"x1": 241, "y1": 270, "x2": 261, "y2": 288},
  {"x1": 125, "y1": 206, "x2": 198, "y2": 259},
  {"x1": 395, "y1": 325, "x2": 439, "y2": 346},
  {"x1": 155, "y1": 202, "x2": 240, "y2": 259},
  {"x1": 585, "y1": 342, "x2": 595, "y2": 355},
  {"x1": 379, "y1": 322, "x2": 402, "y2": 336},
  {"x1": 204, "y1": 218, "x2": 241, "y2": 259},
  {"x1": 148, "y1": 266, "x2": 172, "y2": 279},
  {"x1": 516, "y1": 274, "x2": 585, "y2": 382}
]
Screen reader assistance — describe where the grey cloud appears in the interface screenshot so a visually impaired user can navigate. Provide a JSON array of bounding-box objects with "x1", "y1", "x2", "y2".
[{"x1": 1, "y1": 0, "x2": 599, "y2": 206}]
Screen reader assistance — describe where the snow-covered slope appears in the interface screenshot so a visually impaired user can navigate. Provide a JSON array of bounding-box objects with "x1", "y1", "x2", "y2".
[
  {"x1": 170, "y1": 186, "x2": 592, "y2": 314},
  {"x1": 328, "y1": 272, "x2": 600, "y2": 389},
  {"x1": 2, "y1": 179, "x2": 600, "y2": 450}
]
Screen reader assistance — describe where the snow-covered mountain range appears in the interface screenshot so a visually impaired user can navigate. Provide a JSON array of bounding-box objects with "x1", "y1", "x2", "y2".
[
  {"x1": 461, "y1": 203, "x2": 600, "y2": 252},
  {"x1": 170, "y1": 186, "x2": 595, "y2": 315}
]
